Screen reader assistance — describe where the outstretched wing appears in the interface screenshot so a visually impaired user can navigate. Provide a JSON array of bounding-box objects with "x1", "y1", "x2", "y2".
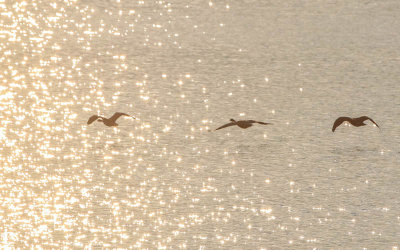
[
  {"x1": 216, "y1": 122, "x2": 236, "y2": 130},
  {"x1": 255, "y1": 121, "x2": 272, "y2": 125},
  {"x1": 87, "y1": 115, "x2": 101, "y2": 125},
  {"x1": 245, "y1": 120, "x2": 272, "y2": 126},
  {"x1": 332, "y1": 117, "x2": 351, "y2": 132},
  {"x1": 361, "y1": 116, "x2": 380, "y2": 128},
  {"x1": 109, "y1": 112, "x2": 133, "y2": 122}
]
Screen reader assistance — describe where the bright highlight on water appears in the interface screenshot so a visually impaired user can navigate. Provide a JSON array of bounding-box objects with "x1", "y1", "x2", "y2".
[{"x1": 1, "y1": 0, "x2": 399, "y2": 249}]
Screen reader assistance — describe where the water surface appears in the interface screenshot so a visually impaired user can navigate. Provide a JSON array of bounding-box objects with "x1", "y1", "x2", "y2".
[{"x1": 1, "y1": 0, "x2": 399, "y2": 248}]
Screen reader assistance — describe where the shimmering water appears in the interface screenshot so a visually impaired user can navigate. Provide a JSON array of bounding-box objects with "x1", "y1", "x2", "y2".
[{"x1": 1, "y1": 0, "x2": 399, "y2": 248}]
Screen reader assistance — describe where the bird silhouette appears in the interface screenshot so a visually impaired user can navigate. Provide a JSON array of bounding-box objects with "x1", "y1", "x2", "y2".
[
  {"x1": 332, "y1": 116, "x2": 379, "y2": 132},
  {"x1": 87, "y1": 112, "x2": 135, "y2": 127},
  {"x1": 216, "y1": 119, "x2": 272, "y2": 130}
]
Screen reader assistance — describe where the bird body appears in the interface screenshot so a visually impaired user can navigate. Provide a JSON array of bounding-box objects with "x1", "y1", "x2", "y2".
[
  {"x1": 216, "y1": 119, "x2": 271, "y2": 130},
  {"x1": 87, "y1": 112, "x2": 134, "y2": 127},
  {"x1": 332, "y1": 116, "x2": 379, "y2": 132}
]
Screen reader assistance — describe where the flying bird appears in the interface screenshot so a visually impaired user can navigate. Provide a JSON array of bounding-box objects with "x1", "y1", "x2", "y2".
[
  {"x1": 215, "y1": 119, "x2": 272, "y2": 130},
  {"x1": 332, "y1": 116, "x2": 379, "y2": 132},
  {"x1": 87, "y1": 112, "x2": 135, "y2": 127}
]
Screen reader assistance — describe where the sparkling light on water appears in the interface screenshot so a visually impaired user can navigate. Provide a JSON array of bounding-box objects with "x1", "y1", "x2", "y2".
[{"x1": 1, "y1": 0, "x2": 399, "y2": 249}]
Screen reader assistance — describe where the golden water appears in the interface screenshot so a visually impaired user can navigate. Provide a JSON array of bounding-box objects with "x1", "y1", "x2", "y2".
[{"x1": 1, "y1": 0, "x2": 399, "y2": 248}]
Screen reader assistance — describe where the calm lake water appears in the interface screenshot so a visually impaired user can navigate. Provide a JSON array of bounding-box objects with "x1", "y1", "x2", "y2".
[{"x1": 1, "y1": 0, "x2": 399, "y2": 248}]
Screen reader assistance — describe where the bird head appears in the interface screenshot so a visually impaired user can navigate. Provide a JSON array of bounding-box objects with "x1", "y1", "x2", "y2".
[{"x1": 230, "y1": 118, "x2": 236, "y2": 122}]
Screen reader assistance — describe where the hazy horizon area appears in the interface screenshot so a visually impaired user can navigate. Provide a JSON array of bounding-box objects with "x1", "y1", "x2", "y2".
[{"x1": 0, "y1": 0, "x2": 399, "y2": 248}]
